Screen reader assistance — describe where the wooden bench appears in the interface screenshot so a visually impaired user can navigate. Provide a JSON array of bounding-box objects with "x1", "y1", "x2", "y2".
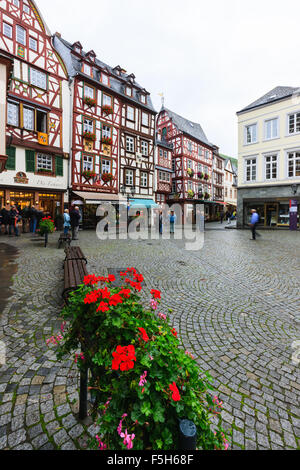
[
  {"x1": 64, "y1": 246, "x2": 87, "y2": 264},
  {"x1": 58, "y1": 232, "x2": 72, "y2": 249}
]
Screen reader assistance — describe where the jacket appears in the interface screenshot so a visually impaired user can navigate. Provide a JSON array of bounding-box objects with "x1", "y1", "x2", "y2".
[
  {"x1": 70, "y1": 210, "x2": 81, "y2": 227},
  {"x1": 63, "y1": 213, "x2": 71, "y2": 228},
  {"x1": 250, "y1": 212, "x2": 259, "y2": 225}
]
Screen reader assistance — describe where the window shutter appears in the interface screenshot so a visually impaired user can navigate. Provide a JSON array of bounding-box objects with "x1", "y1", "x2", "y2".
[
  {"x1": 5, "y1": 146, "x2": 16, "y2": 170},
  {"x1": 25, "y1": 149, "x2": 35, "y2": 173},
  {"x1": 55, "y1": 155, "x2": 63, "y2": 177}
]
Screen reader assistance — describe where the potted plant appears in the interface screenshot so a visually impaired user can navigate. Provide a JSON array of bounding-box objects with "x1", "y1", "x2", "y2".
[
  {"x1": 187, "y1": 189, "x2": 195, "y2": 199},
  {"x1": 198, "y1": 192, "x2": 204, "y2": 200},
  {"x1": 102, "y1": 173, "x2": 113, "y2": 184},
  {"x1": 102, "y1": 104, "x2": 113, "y2": 115},
  {"x1": 50, "y1": 269, "x2": 229, "y2": 451},
  {"x1": 204, "y1": 192, "x2": 210, "y2": 200},
  {"x1": 84, "y1": 96, "x2": 97, "y2": 107},
  {"x1": 173, "y1": 193, "x2": 180, "y2": 200},
  {"x1": 187, "y1": 168, "x2": 194, "y2": 178},
  {"x1": 83, "y1": 131, "x2": 96, "y2": 141},
  {"x1": 102, "y1": 136, "x2": 113, "y2": 145},
  {"x1": 204, "y1": 174, "x2": 210, "y2": 181},
  {"x1": 38, "y1": 216, "x2": 56, "y2": 248},
  {"x1": 197, "y1": 172, "x2": 204, "y2": 180}
]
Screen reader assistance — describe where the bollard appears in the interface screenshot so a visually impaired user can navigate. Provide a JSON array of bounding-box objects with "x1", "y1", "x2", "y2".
[
  {"x1": 179, "y1": 419, "x2": 197, "y2": 450},
  {"x1": 44, "y1": 232, "x2": 48, "y2": 248},
  {"x1": 79, "y1": 368, "x2": 88, "y2": 421}
]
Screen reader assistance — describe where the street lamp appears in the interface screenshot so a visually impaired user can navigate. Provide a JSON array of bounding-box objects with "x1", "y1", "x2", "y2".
[{"x1": 291, "y1": 184, "x2": 298, "y2": 196}]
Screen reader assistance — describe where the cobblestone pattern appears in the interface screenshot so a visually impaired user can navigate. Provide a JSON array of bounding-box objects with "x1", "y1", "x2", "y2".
[{"x1": 0, "y1": 229, "x2": 299, "y2": 450}]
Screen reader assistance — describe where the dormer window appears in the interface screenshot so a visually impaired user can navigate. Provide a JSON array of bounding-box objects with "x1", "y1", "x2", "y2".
[
  {"x1": 101, "y1": 73, "x2": 109, "y2": 86},
  {"x1": 86, "y1": 50, "x2": 96, "y2": 62},
  {"x1": 72, "y1": 42, "x2": 83, "y2": 55},
  {"x1": 140, "y1": 94, "x2": 146, "y2": 104},
  {"x1": 125, "y1": 86, "x2": 132, "y2": 97},
  {"x1": 83, "y1": 63, "x2": 92, "y2": 77},
  {"x1": 75, "y1": 47, "x2": 81, "y2": 54}
]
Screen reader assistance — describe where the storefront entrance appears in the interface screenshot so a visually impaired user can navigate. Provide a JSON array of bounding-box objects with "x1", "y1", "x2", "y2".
[
  {"x1": 265, "y1": 203, "x2": 278, "y2": 227},
  {"x1": 9, "y1": 192, "x2": 34, "y2": 211},
  {"x1": 0, "y1": 191, "x2": 4, "y2": 208}
]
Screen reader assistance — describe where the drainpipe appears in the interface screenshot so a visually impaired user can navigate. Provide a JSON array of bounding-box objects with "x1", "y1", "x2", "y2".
[{"x1": 67, "y1": 77, "x2": 74, "y2": 208}]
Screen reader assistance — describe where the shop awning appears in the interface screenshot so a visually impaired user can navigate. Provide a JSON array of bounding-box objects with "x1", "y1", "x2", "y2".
[
  {"x1": 129, "y1": 199, "x2": 159, "y2": 209},
  {"x1": 72, "y1": 191, "x2": 127, "y2": 205}
]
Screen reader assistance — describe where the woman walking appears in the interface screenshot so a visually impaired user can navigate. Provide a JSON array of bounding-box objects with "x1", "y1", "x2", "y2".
[{"x1": 63, "y1": 209, "x2": 71, "y2": 235}]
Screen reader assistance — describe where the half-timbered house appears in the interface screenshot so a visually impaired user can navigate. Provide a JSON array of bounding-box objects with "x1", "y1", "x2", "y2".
[
  {"x1": 156, "y1": 107, "x2": 215, "y2": 221},
  {"x1": 54, "y1": 34, "x2": 157, "y2": 228},
  {"x1": 0, "y1": 0, "x2": 69, "y2": 217},
  {"x1": 154, "y1": 138, "x2": 173, "y2": 205}
]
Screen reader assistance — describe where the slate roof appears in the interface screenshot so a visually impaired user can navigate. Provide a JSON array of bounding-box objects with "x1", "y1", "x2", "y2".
[
  {"x1": 162, "y1": 107, "x2": 213, "y2": 147},
  {"x1": 53, "y1": 35, "x2": 156, "y2": 113},
  {"x1": 237, "y1": 86, "x2": 300, "y2": 114}
]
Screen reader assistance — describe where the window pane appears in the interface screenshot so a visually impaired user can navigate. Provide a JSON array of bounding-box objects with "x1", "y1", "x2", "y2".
[
  {"x1": 3, "y1": 22, "x2": 12, "y2": 38},
  {"x1": 7, "y1": 102, "x2": 19, "y2": 126},
  {"x1": 127, "y1": 106, "x2": 134, "y2": 120},
  {"x1": 37, "y1": 153, "x2": 52, "y2": 170},
  {"x1": 23, "y1": 108, "x2": 34, "y2": 130},
  {"x1": 103, "y1": 94, "x2": 112, "y2": 107},
  {"x1": 289, "y1": 115, "x2": 295, "y2": 134},
  {"x1": 30, "y1": 69, "x2": 47, "y2": 89},
  {"x1": 16, "y1": 26, "x2": 26, "y2": 45},
  {"x1": 29, "y1": 37, "x2": 37, "y2": 51},
  {"x1": 84, "y1": 85, "x2": 94, "y2": 98},
  {"x1": 102, "y1": 125, "x2": 111, "y2": 138}
]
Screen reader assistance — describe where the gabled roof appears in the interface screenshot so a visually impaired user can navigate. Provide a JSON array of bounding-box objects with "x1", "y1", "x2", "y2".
[
  {"x1": 237, "y1": 86, "x2": 300, "y2": 114},
  {"x1": 53, "y1": 35, "x2": 156, "y2": 113},
  {"x1": 162, "y1": 107, "x2": 213, "y2": 147}
]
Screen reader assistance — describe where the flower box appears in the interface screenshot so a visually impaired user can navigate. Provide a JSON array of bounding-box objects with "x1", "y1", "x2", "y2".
[
  {"x1": 204, "y1": 174, "x2": 210, "y2": 181},
  {"x1": 204, "y1": 193, "x2": 210, "y2": 200},
  {"x1": 82, "y1": 170, "x2": 97, "y2": 179},
  {"x1": 187, "y1": 189, "x2": 195, "y2": 199},
  {"x1": 83, "y1": 131, "x2": 96, "y2": 142},
  {"x1": 102, "y1": 136, "x2": 113, "y2": 145},
  {"x1": 198, "y1": 192, "x2": 204, "y2": 200},
  {"x1": 102, "y1": 105, "x2": 113, "y2": 115},
  {"x1": 187, "y1": 168, "x2": 194, "y2": 178},
  {"x1": 37, "y1": 168, "x2": 52, "y2": 173},
  {"x1": 102, "y1": 173, "x2": 113, "y2": 184},
  {"x1": 84, "y1": 96, "x2": 97, "y2": 107},
  {"x1": 197, "y1": 172, "x2": 204, "y2": 180}
]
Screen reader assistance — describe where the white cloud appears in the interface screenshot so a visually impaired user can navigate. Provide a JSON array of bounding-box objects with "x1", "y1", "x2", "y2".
[{"x1": 38, "y1": 0, "x2": 300, "y2": 156}]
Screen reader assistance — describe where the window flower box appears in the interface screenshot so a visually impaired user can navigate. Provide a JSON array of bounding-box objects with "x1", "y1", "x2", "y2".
[
  {"x1": 83, "y1": 131, "x2": 96, "y2": 141},
  {"x1": 102, "y1": 173, "x2": 113, "y2": 184},
  {"x1": 187, "y1": 168, "x2": 194, "y2": 178},
  {"x1": 82, "y1": 170, "x2": 97, "y2": 179},
  {"x1": 102, "y1": 136, "x2": 113, "y2": 145},
  {"x1": 102, "y1": 105, "x2": 113, "y2": 115},
  {"x1": 197, "y1": 172, "x2": 204, "y2": 180},
  {"x1": 37, "y1": 168, "x2": 53, "y2": 174},
  {"x1": 204, "y1": 174, "x2": 210, "y2": 181},
  {"x1": 204, "y1": 192, "x2": 210, "y2": 200},
  {"x1": 187, "y1": 189, "x2": 195, "y2": 199},
  {"x1": 84, "y1": 96, "x2": 97, "y2": 107},
  {"x1": 198, "y1": 192, "x2": 204, "y2": 200}
]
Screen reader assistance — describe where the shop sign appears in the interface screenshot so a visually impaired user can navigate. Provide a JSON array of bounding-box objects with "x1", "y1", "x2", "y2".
[
  {"x1": 14, "y1": 172, "x2": 29, "y2": 184},
  {"x1": 290, "y1": 199, "x2": 298, "y2": 231}
]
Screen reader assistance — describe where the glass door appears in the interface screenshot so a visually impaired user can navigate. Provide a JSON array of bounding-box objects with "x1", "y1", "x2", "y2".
[{"x1": 265, "y1": 203, "x2": 278, "y2": 227}]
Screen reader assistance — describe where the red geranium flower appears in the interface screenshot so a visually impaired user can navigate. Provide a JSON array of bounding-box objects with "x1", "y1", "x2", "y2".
[
  {"x1": 138, "y1": 327, "x2": 149, "y2": 343},
  {"x1": 134, "y1": 274, "x2": 144, "y2": 283},
  {"x1": 84, "y1": 275, "x2": 100, "y2": 286},
  {"x1": 109, "y1": 294, "x2": 123, "y2": 306},
  {"x1": 84, "y1": 290, "x2": 101, "y2": 304},
  {"x1": 112, "y1": 345, "x2": 136, "y2": 371},
  {"x1": 169, "y1": 382, "x2": 181, "y2": 402},
  {"x1": 97, "y1": 301, "x2": 110, "y2": 313},
  {"x1": 99, "y1": 287, "x2": 111, "y2": 299},
  {"x1": 171, "y1": 328, "x2": 178, "y2": 338},
  {"x1": 107, "y1": 274, "x2": 116, "y2": 283},
  {"x1": 151, "y1": 289, "x2": 161, "y2": 299},
  {"x1": 119, "y1": 289, "x2": 131, "y2": 299}
]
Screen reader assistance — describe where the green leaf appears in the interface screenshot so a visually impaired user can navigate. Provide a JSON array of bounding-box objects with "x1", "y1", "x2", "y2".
[
  {"x1": 141, "y1": 401, "x2": 152, "y2": 417},
  {"x1": 162, "y1": 427, "x2": 173, "y2": 446},
  {"x1": 153, "y1": 402, "x2": 165, "y2": 423},
  {"x1": 155, "y1": 439, "x2": 163, "y2": 449}
]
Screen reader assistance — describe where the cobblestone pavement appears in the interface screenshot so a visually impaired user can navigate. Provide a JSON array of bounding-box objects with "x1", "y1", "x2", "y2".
[{"x1": 0, "y1": 228, "x2": 299, "y2": 450}]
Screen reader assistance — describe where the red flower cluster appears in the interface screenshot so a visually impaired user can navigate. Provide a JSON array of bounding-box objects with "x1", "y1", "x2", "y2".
[
  {"x1": 169, "y1": 382, "x2": 181, "y2": 402},
  {"x1": 42, "y1": 216, "x2": 54, "y2": 224},
  {"x1": 171, "y1": 328, "x2": 178, "y2": 338},
  {"x1": 138, "y1": 327, "x2": 149, "y2": 343},
  {"x1": 83, "y1": 274, "x2": 116, "y2": 286},
  {"x1": 120, "y1": 268, "x2": 144, "y2": 292},
  {"x1": 151, "y1": 289, "x2": 161, "y2": 299},
  {"x1": 112, "y1": 345, "x2": 136, "y2": 371}
]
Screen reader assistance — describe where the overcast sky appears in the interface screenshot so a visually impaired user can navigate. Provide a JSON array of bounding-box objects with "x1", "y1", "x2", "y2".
[{"x1": 39, "y1": 0, "x2": 300, "y2": 157}]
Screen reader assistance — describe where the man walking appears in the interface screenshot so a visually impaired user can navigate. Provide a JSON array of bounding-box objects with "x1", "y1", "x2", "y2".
[
  {"x1": 0, "y1": 205, "x2": 10, "y2": 234},
  {"x1": 70, "y1": 206, "x2": 81, "y2": 240},
  {"x1": 170, "y1": 211, "x2": 176, "y2": 235},
  {"x1": 250, "y1": 209, "x2": 260, "y2": 240}
]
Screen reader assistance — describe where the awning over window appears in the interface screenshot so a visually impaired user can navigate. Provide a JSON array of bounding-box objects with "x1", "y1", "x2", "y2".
[
  {"x1": 72, "y1": 191, "x2": 127, "y2": 205},
  {"x1": 129, "y1": 199, "x2": 159, "y2": 209}
]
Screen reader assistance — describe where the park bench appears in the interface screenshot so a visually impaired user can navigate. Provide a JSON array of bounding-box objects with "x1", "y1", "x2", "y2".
[
  {"x1": 58, "y1": 232, "x2": 72, "y2": 249},
  {"x1": 62, "y1": 246, "x2": 88, "y2": 302}
]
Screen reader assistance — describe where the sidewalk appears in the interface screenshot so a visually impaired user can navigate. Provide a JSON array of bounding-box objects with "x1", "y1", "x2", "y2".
[{"x1": 205, "y1": 220, "x2": 237, "y2": 231}]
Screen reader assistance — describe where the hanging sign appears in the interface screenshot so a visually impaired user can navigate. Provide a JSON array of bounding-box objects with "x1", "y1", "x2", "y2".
[{"x1": 289, "y1": 199, "x2": 298, "y2": 231}]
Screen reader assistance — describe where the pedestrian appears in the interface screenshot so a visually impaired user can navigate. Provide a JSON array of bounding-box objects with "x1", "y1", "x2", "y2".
[
  {"x1": 227, "y1": 211, "x2": 232, "y2": 225},
  {"x1": 170, "y1": 211, "x2": 176, "y2": 234},
  {"x1": 9, "y1": 205, "x2": 20, "y2": 237},
  {"x1": 20, "y1": 205, "x2": 30, "y2": 233},
  {"x1": 159, "y1": 211, "x2": 163, "y2": 235},
  {"x1": 1, "y1": 205, "x2": 10, "y2": 234},
  {"x1": 250, "y1": 209, "x2": 260, "y2": 240},
  {"x1": 220, "y1": 211, "x2": 224, "y2": 224},
  {"x1": 70, "y1": 206, "x2": 81, "y2": 240},
  {"x1": 29, "y1": 204, "x2": 39, "y2": 233},
  {"x1": 63, "y1": 209, "x2": 71, "y2": 235}
]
